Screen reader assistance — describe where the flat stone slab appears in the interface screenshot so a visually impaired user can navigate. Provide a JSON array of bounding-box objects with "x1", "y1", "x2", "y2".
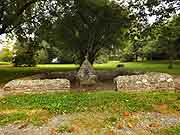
[
  {"x1": 114, "y1": 72, "x2": 175, "y2": 91},
  {"x1": 3, "y1": 79, "x2": 70, "y2": 92}
]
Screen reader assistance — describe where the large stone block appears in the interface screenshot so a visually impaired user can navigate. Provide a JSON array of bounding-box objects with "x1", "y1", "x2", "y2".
[
  {"x1": 114, "y1": 72, "x2": 175, "y2": 91},
  {"x1": 3, "y1": 79, "x2": 70, "y2": 91}
]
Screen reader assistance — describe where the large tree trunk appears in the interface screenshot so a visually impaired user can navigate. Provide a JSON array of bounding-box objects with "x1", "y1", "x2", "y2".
[
  {"x1": 88, "y1": 55, "x2": 96, "y2": 65},
  {"x1": 168, "y1": 55, "x2": 174, "y2": 69},
  {"x1": 79, "y1": 48, "x2": 98, "y2": 66},
  {"x1": 135, "y1": 54, "x2": 138, "y2": 62},
  {"x1": 168, "y1": 48, "x2": 176, "y2": 69},
  {"x1": 150, "y1": 53, "x2": 153, "y2": 61}
]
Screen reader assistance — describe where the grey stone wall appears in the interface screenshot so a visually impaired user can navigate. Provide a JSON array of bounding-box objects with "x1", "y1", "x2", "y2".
[
  {"x1": 114, "y1": 72, "x2": 175, "y2": 91},
  {"x1": 3, "y1": 79, "x2": 70, "y2": 92}
]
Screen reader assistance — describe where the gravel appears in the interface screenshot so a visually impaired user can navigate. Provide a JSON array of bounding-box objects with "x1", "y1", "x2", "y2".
[{"x1": 0, "y1": 112, "x2": 180, "y2": 135}]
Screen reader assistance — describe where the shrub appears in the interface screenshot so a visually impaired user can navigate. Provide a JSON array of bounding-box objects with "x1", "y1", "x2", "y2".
[
  {"x1": 0, "y1": 48, "x2": 13, "y2": 62},
  {"x1": 13, "y1": 53, "x2": 36, "y2": 67}
]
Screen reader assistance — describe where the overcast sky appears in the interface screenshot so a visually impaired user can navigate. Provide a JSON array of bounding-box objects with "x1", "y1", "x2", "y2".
[
  {"x1": 0, "y1": 34, "x2": 6, "y2": 51},
  {"x1": 0, "y1": 34, "x2": 15, "y2": 51}
]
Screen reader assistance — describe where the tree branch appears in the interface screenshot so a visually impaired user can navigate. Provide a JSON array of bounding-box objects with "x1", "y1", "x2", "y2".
[{"x1": 17, "y1": 0, "x2": 42, "y2": 16}]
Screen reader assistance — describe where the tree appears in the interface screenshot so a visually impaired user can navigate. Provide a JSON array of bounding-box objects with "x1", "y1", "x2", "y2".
[
  {"x1": 1, "y1": 0, "x2": 179, "y2": 36},
  {"x1": 0, "y1": 48, "x2": 13, "y2": 62},
  {"x1": 158, "y1": 14, "x2": 180, "y2": 68},
  {"x1": 12, "y1": 38, "x2": 38, "y2": 67},
  {"x1": 0, "y1": 0, "x2": 37, "y2": 35},
  {"x1": 50, "y1": 1, "x2": 131, "y2": 64},
  {"x1": 6, "y1": 0, "x2": 180, "y2": 66}
]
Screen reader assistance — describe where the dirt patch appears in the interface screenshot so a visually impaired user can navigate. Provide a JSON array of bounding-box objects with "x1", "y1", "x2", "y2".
[{"x1": 0, "y1": 112, "x2": 179, "y2": 135}]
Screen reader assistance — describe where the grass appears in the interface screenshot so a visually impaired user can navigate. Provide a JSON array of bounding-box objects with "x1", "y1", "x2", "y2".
[
  {"x1": 155, "y1": 125, "x2": 180, "y2": 135},
  {"x1": 0, "y1": 112, "x2": 27, "y2": 125},
  {"x1": 0, "y1": 91, "x2": 179, "y2": 125},
  {"x1": 124, "y1": 60, "x2": 180, "y2": 75},
  {"x1": 0, "y1": 109, "x2": 52, "y2": 126},
  {"x1": 0, "y1": 62, "x2": 10, "y2": 65},
  {"x1": 0, "y1": 64, "x2": 78, "y2": 85}
]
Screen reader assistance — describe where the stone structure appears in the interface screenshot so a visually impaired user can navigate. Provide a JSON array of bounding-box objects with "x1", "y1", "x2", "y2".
[
  {"x1": 77, "y1": 56, "x2": 97, "y2": 86},
  {"x1": 114, "y1": 72, "x2": 175, "y2": 91},
  {"x1": 3, "y1": 79, "x2": 70, "y2": 91}
]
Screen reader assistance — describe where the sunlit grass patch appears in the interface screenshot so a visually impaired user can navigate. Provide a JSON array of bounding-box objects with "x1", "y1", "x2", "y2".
[
  {"x1": 0, "y1": 112, "x2": 27, "y2": 125},
  {"x1": 0, "y1": 109, "x2": 52, "y2": 126},
  {"x1": 124, "y1": 61, "x2": 180, "y2": 75},
  {"x1": 0, "y1": 62, "x2": 10, "y2": 65}
]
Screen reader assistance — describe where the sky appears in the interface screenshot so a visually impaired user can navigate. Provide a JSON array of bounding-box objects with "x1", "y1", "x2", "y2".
[
  {"x1": 0, "y1": 34, "x2": 15, "y2": 51},
  {"x1": 0, "y1": 34, "x2": 6, "y2": 51}
]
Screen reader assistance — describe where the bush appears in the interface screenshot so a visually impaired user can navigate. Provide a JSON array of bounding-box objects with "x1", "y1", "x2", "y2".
[
  {"x1": 120, "y1": 54, "x2": 134, "y2": 62},
  {"x1": 35, "y1": 49, "x2": 49, "y2": 64},
  {"x1": 0, "y1": 48, "x2": 13, "y2": 62},
  {"x1": 13, "y1": 53, "x2": 36, "y2": 67},
  {"x1": 94, "y1": 49, "x2": 109, "y2": 64},
  {"x1": 120, "y1": 46, "x2": 134, "y2": 62},
  {"x1": 12, "y1": 40, "x2": 38, "y2": 67}
]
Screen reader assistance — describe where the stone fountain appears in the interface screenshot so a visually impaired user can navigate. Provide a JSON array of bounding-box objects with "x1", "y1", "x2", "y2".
[{"x1": 77, "y1": 56, "x2": 97, "y2": 86}]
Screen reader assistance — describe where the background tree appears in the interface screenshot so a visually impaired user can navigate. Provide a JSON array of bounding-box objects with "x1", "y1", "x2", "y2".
[
  {"x1": 0, "y1": 48, "x2": 13, "y2": 62},
  {"x1": 12, "y1": 38, "x2": 39, "y2": 67},
  {"x1": 158, "y1": 14, "x2": 180, "y2": 68}
]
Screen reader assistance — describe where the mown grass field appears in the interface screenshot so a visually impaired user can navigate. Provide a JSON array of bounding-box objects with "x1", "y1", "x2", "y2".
[{"x1": 124, "y1": 61, "x2": 180, "y2": 75}]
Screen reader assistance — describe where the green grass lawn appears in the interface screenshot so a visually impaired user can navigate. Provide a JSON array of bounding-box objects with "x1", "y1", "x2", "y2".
[
  {"x1": 0, "y1": 62, "x2": 10, "y2": 65},
  {"x1": 124, "y1": 61, "x2": 180, "y2": 75},
  {"x1": 0, "y1": 64, "x2": 78, "y2": 85},
  {"x1": 0, "y1": 91, "x2": 179, "y2": 125}
]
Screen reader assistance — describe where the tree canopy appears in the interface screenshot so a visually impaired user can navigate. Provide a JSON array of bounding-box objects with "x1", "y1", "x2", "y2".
[{"x1": 1, "y1": 0, "x2": 180, "y2": 66}]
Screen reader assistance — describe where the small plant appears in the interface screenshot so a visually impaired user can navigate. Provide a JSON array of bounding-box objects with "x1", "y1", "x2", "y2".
[
  {"x1": 105, "y1": 116, "x2": 118, "y2": 128},
  {"x1": 57, "y1": 125, "x2": 70, "y2": 133}
]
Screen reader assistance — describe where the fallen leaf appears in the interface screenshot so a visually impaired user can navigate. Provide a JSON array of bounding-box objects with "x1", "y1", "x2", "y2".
[
  {"x1": 149, "y1": 122, "x2": 160, "y2": 128},
  {"x1": 106, "y1": 130, "x2": 115, "y2": 135},
  {"x1": 68, "y1": 125, "x2": 79, "y2": 132},
  {"x1": 159, "y1": 104, "x2": 168, "y2": 110},
  {"x1": 153, "y1": 104, "x2": 169, "y2": 113},
  {"x1": 116, "y1": 123, "x2": 124, "y2": 129},
  {"x1": 123, "y1": 112, "x2": 130, "y2": 117},
  {"x1": 127, "y1": 122, "x2": 133, "y2": 128},
  {"x1": 18, "y1": 123, "x2": 28, "y2": 129},
  {"x1": 50, "y1": 128, "x2": 58, "y2": 135}
]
